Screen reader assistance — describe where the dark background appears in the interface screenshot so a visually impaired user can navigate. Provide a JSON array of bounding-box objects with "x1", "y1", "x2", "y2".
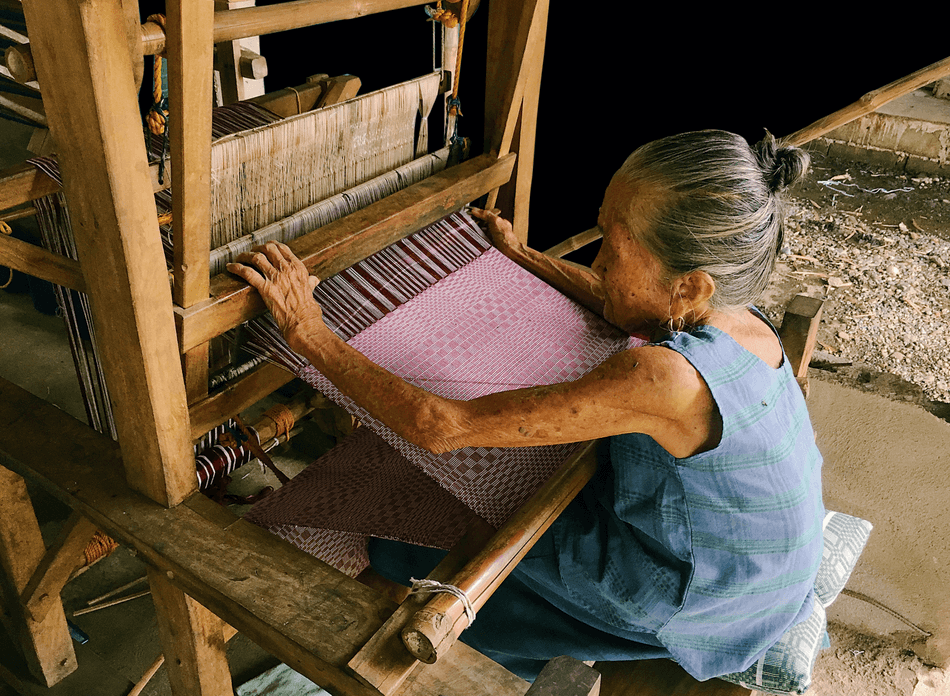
[{"x1": 250, "y1": 3, "x2": 946, "y2": 260}]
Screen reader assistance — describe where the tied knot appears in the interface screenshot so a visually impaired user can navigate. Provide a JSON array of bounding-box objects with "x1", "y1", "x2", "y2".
[{"x1": 409, "y1": 578, "x2": 476, "y2": 624}]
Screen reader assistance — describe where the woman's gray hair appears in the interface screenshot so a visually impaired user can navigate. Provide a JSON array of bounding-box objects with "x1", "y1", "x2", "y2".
[{"x1": 615, "y1": 130, "x2": 809, "y2": 312}]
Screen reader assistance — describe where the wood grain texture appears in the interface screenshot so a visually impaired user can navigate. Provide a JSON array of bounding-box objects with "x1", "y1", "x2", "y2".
[
  {"x1": 0, "y1": 465, "x2": 77, "y2": 686},
  {"x1": 595, "y1": 660, "x2": 751, "y2": 696},
  {"x1": 167, "y1": 0, "x2": 214, "y2": 309},
  {"x1": 21, "y1": 0, "x2": 197, "y2": 508},
  {"x1": 0, "y1": 377, "x2": 531, "y2": 696},
  {"x1": 174, "y1": 152, "x2": 515, "y2": 353},
  {"x1": 526, "y1": 656, "x2": 601, "y2": 696},
  {"x1": 20, "y1": 511, "x2": 97, "y2": 624},
  {"x1": 0, "y1": 232, "x2": 85, "y2": 293},
  {"x1": 188, "y1": 361, "x2": 295, "y2": 440},
  {"x1": 148, "y1": 567, "x2": 233, "y2": 696},
  {"x1": 348, "y1": 521, "x2": 495, "y2": 694},
  {"x1": 0, "y1": 163, "x2": 60, "y2": 210}
]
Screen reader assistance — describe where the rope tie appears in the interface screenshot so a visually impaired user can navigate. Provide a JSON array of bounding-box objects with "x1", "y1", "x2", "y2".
[
  {"x1": 426, "y1": 1, "x2": 469, "y2": 117},
  {"x1": 261, "y1": 403, "x2": 295, "y2": 442},
  {"x1": 286, "y1": 85, "x2": 303, "y2": 115},
  {"x1": 409, "y1": 577, "x2": 476, "y2": 624},
  {"x1": 144, "y1": 14, "x2": 170, "y2": 184}
]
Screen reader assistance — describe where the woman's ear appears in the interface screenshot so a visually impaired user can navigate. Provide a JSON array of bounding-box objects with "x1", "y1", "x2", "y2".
[{"x1": 671, "y1": 271, "x2": 715, "y2": 322}]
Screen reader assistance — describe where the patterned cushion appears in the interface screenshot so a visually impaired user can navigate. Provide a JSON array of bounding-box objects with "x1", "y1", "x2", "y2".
[{"x1": 718, "y1": 511, "x2": 872, "y2": 694}]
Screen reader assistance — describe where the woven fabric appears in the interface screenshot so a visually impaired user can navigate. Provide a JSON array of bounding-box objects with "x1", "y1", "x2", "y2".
[
  {"x1": 246, "y1": 426, "x2": 484, "y2": 576},
  {"x1": 247, "y1": 211, "x2": 639, "y2": 570},
  {"x1": 718, "y1": 510, "x2": 872, "y2": 694},
  {"x1": 250, "y1": 212, "x2": 638, "y2": 527}
]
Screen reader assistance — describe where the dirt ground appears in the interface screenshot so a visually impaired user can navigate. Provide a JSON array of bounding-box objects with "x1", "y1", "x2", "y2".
[{"x1": 754, "y1": 150, "x2": 950, "y2": 696}]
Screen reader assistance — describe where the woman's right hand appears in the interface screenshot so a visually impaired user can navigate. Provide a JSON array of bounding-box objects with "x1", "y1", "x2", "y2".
[{"x1": 469, "y1": 207, "x2": 522, "y2": 257}]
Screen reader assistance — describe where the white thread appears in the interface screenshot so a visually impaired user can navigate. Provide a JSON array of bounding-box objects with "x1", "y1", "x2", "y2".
[{"x1": 409, "y1": 577, "x2": 477, "y2": 624}]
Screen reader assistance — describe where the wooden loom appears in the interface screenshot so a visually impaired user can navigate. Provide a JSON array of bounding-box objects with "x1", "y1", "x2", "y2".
[
  {"x1": 1, "y1": 1, "x2": 949, "y2": 694},
  {"x1": 0, "y1": 1, "x2": 615, "y2": 695}
]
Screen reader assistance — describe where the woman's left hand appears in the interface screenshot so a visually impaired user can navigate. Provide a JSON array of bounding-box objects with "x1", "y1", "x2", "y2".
[{"x1": 227, "y1": 242, "x2": 324, "y2": 348}]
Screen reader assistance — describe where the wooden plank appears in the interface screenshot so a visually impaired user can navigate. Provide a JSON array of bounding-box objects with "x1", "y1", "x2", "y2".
[
  {"x1": 0, "y1": 163, "x2": 60, "y2": 211},
  {"x1": 247, "y1": 77, "x2": 327, "y2": 117},
  {"x1": 148, "y1": 568, "x2": 233, "y2": 696},
  {"x1": 174, "y1": 152, "x2": 516, "y2": 353},
  {"x1": 189, "y1": 361, "x2": 295, "y2": 440},
  {"x1": 20, "y1": 511, "x2": 97, "y2": 624},
  {"x1": 0, "y1": 465, "x2": 76, "y2": 687},
  {"x1": 183, "y1": 344, "x2": 211, "y2": 405},
  {"x1": 0, "y1": 232, "x2": 85, "y2": 293},
  {"x1": 0, "y1": 377, "x2": 530, "y2": 696},
  {"x1": 482, "y1": 0, "x2": 546, "y2": 240},
  {"x1": 784, "y1": 55, "x2": 950, "y2": 147},
  {"x1": 483, "y1": 0, "x2": 543, "y2": 157},
  {"x1": 778, "y1": 294, "x2": 824, "y2": 398},
  {"x1": 507, "y1": 6, "x2": 545, "y2": 245},
  {"x1": 348, "y1": 522, "x2": 496, "y2": 694},
  {"x1": 167, "y1": 0, "x2": 214, "y2": 308},
  {"x1": 595, "y1": 660, "x2": 751, "y2": 696},
  {"x1": 317, "y1": 74, "x2": 362, "y2": 107},
  {"x1": 21, "y1": 0, "x2": 197, "y2": 508},
  {"x1": 525, "y1": 656, "x2": 601, "y2": 696}
]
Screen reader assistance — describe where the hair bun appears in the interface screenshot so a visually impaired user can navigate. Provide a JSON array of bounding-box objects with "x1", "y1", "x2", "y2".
[{"x1": 754, "y1": 130, "x2": 809, "y2": 193}]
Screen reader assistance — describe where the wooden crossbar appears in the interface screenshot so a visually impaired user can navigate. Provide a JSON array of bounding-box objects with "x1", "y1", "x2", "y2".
[
  {"x1": 174, "y1": 152, "x2": 516, "y2": 353},
  {"x1": 0, "y1": 377, "x2": 532, "y2": 696}
]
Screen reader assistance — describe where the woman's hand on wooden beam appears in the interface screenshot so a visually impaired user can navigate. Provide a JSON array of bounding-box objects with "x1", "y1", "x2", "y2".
[{"x1": 227, "y1": 242, "x2": 324, "y2": 351}]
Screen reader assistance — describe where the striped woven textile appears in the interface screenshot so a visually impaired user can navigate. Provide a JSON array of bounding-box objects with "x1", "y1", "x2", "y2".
[{"x1": 245, "y1": 211, "x2": 642, "y2": 575}]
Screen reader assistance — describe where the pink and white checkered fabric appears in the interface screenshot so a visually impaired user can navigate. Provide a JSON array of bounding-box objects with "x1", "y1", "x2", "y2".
[{"x1": 246, "y1": 211, "x2": 642, "y2": 572}]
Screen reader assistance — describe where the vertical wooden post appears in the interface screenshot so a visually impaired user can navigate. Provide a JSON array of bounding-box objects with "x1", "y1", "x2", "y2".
[
  {"x1": 148, "y1": 568, "x2": 233, "y2": 696},
  {"x1": 214, "y1": 0, "x2": 267, "y2": 105},
  {"x1": 20, "y1": 0, "x2": 196, "y2": 507},
  {"x1": 167, "y1": 0, "x2": 215, "y2": 404},
  {"x1": 0, "y1": 466, "x2": 76, "y2": 687},
  {"x1": 482, "y1": 0, "x2": 548, "y2": 244}
]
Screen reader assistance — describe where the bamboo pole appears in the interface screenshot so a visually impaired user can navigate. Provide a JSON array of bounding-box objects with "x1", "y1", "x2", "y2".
[
  {"x1": 400, "y1": 442, "x2": 598, "y2": 664},
  {"x1": 783, "y1": 55, "x2": 950, "y2": 146}
]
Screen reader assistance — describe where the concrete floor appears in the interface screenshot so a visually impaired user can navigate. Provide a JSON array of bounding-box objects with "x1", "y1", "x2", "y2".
[{"x1": 0, "y1": 118, "x2": 322, "y2": 695}]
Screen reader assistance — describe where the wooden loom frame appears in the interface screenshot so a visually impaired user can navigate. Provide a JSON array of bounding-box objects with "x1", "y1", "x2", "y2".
[{"x1": 0, "y1": 0, "x2": 611, "y2": 695}]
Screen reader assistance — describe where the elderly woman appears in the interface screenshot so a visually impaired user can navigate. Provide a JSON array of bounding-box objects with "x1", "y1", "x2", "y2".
[{"x1": 227, "y1": 130, "x2": 824, "y2": 682}]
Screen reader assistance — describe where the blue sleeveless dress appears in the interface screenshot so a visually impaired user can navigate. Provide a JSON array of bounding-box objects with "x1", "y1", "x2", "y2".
[{"x1": 370, "y1": 311, "x2": 825, "y2": 681}]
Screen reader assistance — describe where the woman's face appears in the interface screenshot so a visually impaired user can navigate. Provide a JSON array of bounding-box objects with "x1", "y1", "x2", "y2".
[{"x1": 592, "y1": 178, "x2": 672, "y2": 336}]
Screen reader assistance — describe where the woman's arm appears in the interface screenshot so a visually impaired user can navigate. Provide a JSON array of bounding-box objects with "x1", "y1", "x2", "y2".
[
  {"x1": 227, "y1": 242, "x2": 714, "y2": 458},
  {"x1": 470, "y1": 208, "x2": 606, "y2": 318}
]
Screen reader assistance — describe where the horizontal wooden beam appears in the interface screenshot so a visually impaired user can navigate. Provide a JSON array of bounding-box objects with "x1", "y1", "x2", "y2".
[
  {"x1": 0, "y1": 160, "x2": 170, "y2": 212},
  {"x1": 0, "y1": 231, "x2": 85, "y2": 292},
  {"x1": 175, "y1": 153, "x2": 516, "y2": 353},
  {"x1": 211, "y1": 0, "x2": 431, "y2": 45},
  {"x1": 189, "y1": 362, "x2": 295, "y2": 440},
  {"x1": 0, "y1": 163, "x2": 59, "y2": 211},
  {"x1": 0, "y1": 377, "x2": 530, "y2": 696}
]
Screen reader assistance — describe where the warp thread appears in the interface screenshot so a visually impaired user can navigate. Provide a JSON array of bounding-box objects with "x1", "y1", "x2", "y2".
[{"x1": 410, "y1": 577, "x2": 476, "y2": 624}]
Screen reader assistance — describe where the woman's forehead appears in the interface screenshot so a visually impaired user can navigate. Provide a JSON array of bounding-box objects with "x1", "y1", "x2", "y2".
[{"x1": 601, "y1": 176, "x2": 664, "y2": 225}]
